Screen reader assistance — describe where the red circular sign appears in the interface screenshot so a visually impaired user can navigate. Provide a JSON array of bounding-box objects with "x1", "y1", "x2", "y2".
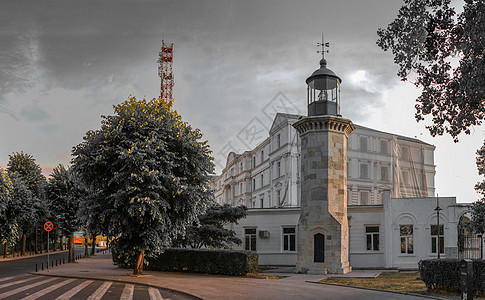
[{"x1": 44, "y1": 221, "x2": 54, "y2": 232}]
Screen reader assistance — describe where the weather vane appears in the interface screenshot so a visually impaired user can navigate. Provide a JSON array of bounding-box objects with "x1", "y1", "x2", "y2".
[{"x1": 317, "y1": 33, "x2": 329, "y2": 59}]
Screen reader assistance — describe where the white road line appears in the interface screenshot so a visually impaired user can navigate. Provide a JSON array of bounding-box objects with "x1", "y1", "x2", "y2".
[
  {"x1": 0, "y1": 277, "x2": 37, "y2": 290},
  {"x1": 120, "y1": 284, "x2": 134, "y2": 300},
  {"x1": 0, "y1": 275, "x2": 24, "y2": 283},
  {"x1": 87, "y1": 281, "x2": 112, "y2": 300},
  {"x1": 148, "y1": 287, "x2": 164, "y2": 300},
  {"x1": 55, "y1": 280, "x2": 93, "y2": 300},
  {"x1": 0, "y1": 277, "x2": 57, "y2": 299},
  {"x1": 20, "y1": 279, "x2": 75, "y2": 300}
]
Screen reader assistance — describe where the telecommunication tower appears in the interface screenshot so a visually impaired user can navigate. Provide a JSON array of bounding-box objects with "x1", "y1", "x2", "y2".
[{"x1": 158, "y1": 40, "x2": 174, "y2": 99}]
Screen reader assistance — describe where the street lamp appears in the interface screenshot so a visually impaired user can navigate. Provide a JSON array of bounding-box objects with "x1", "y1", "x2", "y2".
[{"x1": 435, "y1": 194, "x2": 442, "y2": 259}]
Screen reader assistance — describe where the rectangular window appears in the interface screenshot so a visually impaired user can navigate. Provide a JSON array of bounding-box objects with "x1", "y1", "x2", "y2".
[
  {"x1": 283, "y1": 227, "x2": 296, "y2": 251},
  {"x1": 261, "y1": 174, "x2": 264, "y2": 187},
  {"x1": 400, "y1": 225, "x2": 414, "y2": 254},
  {"x1": 402, "y1": 170, "x2": 409, "y2": 186},
  {"x1": 380, "y1": 165, "x2": 389, "y2": 181},
  {"x1": 380, "y1": 140, "x2": 388, "y2": 154},
  {"x1": 277, "y1": 134, "x2": 281, "y2": 148},
  {"x1": 253, "y1": 157, "x2": 256, "y2": 168},
  {"x1": 253, "y1": 178, "x2": 256, "y2": 191},
  {"x1": 366, "y1": 226, "x2": 379, "y2": 251},
  {"x1": 277, "y1": 190, "x2": 281, "y2": 205},
  {"x1": 261, "y1": 150, "x2": 264, "y2": 162},
  {"x1": 277, "y1": 161, "x2": 281, "y2": 178},
  {"x1": 245, "y1": 228, "x2": 257, "y2": 251},
  {"x1": 360, "y1": 163, "x2": 369, "y2": 179},
  {"x1": 360, "y1": 137, "x2": 368, "y2": 152},
  {"x1": 431, "y1": 225, "x2": 444, "y2": 254},
  {"x1": 240, "y1": 162, "x2": 243, "y2": 172},
  {"x1": 240, "y1": 182, "x2": 243, "y2": 194},
  {"x1": 360, "y1": 191, "x2": 369, "y2": 205}
]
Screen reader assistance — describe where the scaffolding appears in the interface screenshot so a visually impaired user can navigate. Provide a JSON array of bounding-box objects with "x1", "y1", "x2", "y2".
[{"x1": 158, "y1": 40, "x2": 174, "y2": 100}]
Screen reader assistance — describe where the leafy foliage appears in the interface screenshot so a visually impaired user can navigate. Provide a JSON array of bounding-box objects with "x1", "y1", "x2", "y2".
[
  {"x1": 470, "y1": 142, "x2": 485, "y2": 233},
  {"x1": 377, "y1": 0, "x2": 485, "y2": 141},
  {"x1": 113, "y1": 248, "x2": 259, "y2": 276},
  {"x1": 419, "y1": 259, "x2": 485, "y2": 294},
  {"x1": 47, "y1": 165, "x2": 83, "y2": 236},
  {"x1": 72, "y1": 96, "x2": 214, "y2": 273},
  {"x1": 174, "y1": 204, "x2": 247, "y2": 249},
  {"x1": 7, "y1": 152, "x2": 46, "y2": 199},
  {"x1": 0, "y1": 169, "x2": 19, "y2": 245}
]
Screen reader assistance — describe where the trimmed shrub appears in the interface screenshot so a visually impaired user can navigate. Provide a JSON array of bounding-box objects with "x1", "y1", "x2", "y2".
[
  {"x1": 113, "y1": 248, "x2": 258, "y2": 276},
  {"x1": 419, "y1": 259, "x2": 485, "y2": 293}
]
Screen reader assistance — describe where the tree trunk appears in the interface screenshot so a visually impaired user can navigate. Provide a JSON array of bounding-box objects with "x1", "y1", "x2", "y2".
[
  {"x1": 133, "y1": 250, "x2": 145, "y2": 275},
  {"x1": 84, "y1": 237, "x2": 88, "y2": 257},
  {"x1": 21, "y1": 233, "x2": 26, "y2": 256},
  {"x1": 3, "y1": 243, "x2": 7, "y2": 259},
  {"x1": 68, "y1": 233, "x2": 75, "y2": 262},
  {"x1": 91, "y1": 235, "x2": 96, "y2": 256},
  {"x1": 34, "y1": 225, "x2": 38, "y2": 254}
]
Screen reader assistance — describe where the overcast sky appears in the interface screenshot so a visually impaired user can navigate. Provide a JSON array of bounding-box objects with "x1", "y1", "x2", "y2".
[{"x1": 0, "y1": 0, "x2": 482, "y2": 203}]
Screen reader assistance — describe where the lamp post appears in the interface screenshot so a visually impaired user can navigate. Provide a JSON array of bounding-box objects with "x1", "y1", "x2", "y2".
[{"x1": 435, "y1": 194, "x2": 442, "y2": 259}]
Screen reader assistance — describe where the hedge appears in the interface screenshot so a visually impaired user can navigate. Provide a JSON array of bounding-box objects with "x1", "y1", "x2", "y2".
[
  {"x1": 418, "y1": 259, "x2": 485, "y2": 293},
  {"x1": 113, "y1": 248, "x2": 258, "y2": 276}
]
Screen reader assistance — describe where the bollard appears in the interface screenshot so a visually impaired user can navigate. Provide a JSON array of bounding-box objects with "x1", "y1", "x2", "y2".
[
  {"x1": 461, "y1": 259, "x2": 474, "y2": 300},
  {"x1": 41, "y1": 263, "x2": 44, "y2": 271},
  {"x1": 35, "y1": 264, "x2": 38, "y2": 272},
  {"x1": 56, "y1": 259, "x2": 58, "y2": 266},
  {"x1": 51, "y1": 260, "x2": 54, "y2": 268},
  {"x1": 63, "y1": 258, "x2": 65, "y2": 264}
]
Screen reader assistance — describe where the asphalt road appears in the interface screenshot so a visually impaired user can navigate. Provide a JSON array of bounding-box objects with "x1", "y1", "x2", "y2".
[{"x1": 0, "y1": 248, "x2": 86, "y2": 278}]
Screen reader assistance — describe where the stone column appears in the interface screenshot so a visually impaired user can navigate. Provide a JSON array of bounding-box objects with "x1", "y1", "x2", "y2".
[{"x1": 293, "y1": 115, "x2": 354, "y2": 274}]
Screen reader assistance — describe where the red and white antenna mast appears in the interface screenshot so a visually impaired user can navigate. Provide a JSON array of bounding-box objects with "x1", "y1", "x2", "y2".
[{"x1": 158, "y1": 40, "x2": 174, "y2": 100}]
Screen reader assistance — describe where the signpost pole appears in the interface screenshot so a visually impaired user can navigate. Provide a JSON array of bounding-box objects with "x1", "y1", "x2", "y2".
[{"x1": 47, "y1": 230, "x2": 49, "y2": 271}]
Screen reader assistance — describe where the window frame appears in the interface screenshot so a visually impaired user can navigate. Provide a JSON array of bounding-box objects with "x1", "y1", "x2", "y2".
[
  {"x1": 430, "y1": 224, "x2": 444, "y2": 254},
  {"x1": 282, "y1": 226, "x2": 296, "y2": 252},
  {"x1": 365, "y1": 225, "x2": 380, "y2": 251},
  {"x1": 400, "y1": 224, "x2": 414, "y2": 255},
  {"x1": 244, "y1": 228, "x2": 257, "y2": 251}
]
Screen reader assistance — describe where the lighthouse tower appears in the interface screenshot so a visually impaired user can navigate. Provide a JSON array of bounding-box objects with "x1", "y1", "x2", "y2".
[{"x1": 293, "y1": 40, "x2": 354, "y2": 274}]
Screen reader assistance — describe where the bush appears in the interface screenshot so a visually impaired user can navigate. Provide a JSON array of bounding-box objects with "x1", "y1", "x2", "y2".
[
  {"x1": 113, "y1": 248, "x2": 258, "y2": 276},
  {"x1": 419, "y1": 259, "x2": 485, "y2": 293}
]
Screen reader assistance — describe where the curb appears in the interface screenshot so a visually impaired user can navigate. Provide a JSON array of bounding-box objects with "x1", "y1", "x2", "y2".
[
  {"x1": 30, "y1": 272, "x2": 203, "y2": 300},
  {"x1": 309, "y1": 280, "x2": 449, "y2": 300}
]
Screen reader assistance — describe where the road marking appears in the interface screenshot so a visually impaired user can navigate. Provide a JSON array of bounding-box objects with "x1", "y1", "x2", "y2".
[
  {"x1": 55, "y1": 280, "x2": 93, "y2": 300},
  {"x1": 20, "y1": 279, "x2": 75, "y2": 300},
  {"x1": 0, "y1": 276, "x2": 37, "y2": 289},
  {"x1": 0, "y1": 275, "x2": 24, "y2": 283},
  {"x1": 87, "y1": 281, "x2": 112, "y2": 300},
  {"x1": 148, "y1": 287, "x2": 164, "y2": 300},
  {"x1": 120, "y1": 284, "x2": 134, "y2": 300},
  {"x1": 0, "y1": 277, "x2": 57, "y2": 299}
]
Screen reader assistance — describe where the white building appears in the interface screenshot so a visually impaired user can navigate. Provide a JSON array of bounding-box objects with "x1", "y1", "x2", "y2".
[{"x1": 212, "y1": 113, "x2": 475, "y2": 269}]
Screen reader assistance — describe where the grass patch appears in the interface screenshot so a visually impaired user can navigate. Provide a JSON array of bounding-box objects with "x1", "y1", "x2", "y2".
[
  {"x1": 245, "y1": 273, "x2": 286, "y2": 279},
  {"x1": 321, "y1": 272, "x2": 468, "y2": 299}
]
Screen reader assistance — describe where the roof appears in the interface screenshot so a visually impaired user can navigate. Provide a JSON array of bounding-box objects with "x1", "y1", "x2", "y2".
[{"x1": 353, "y1": 124, "x2": 434, "y2": 147}]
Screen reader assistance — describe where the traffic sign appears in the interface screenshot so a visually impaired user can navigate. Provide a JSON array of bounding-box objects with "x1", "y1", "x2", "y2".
[{"x1": 44, "y1": 221, "x2": 53, "y2": 232}]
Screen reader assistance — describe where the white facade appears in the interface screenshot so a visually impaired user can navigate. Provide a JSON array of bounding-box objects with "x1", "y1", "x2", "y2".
[
  {"x1": 212, "y1": 113, "x2": 472, "y2": 269},
  {"x1": 212, "y1": 113, "x2": 436, "y2": 209},
  {"x1": 229, "y1": 196, "x2": 472, "y2": 269}
]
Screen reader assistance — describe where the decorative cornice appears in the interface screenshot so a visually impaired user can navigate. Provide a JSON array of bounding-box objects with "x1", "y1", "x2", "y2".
[{"x1": 292, "y1": 115, "x2": 354, "y2": 138}]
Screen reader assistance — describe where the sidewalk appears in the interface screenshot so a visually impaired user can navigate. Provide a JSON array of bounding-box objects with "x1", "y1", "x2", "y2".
[{"x1": 34, "y1": 252, "x2": 435, "y2": 300}]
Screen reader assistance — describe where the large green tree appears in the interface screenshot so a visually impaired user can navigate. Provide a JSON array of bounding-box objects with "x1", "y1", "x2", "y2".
[
  {"x1": 72, "y1": 96, "x2": 214, "y2": 275},
  {"x1": 9, "y1": 173, "x2": 34, "y2": 256},
  {"x1": 174, "y1": 204, "x2": 247, "y2": 249},
  {"x1": 7, "y1": 152, "x2": 47, "y2": 254},
  {"x1": 0, "y1": 169, "x2": 20, "y2": 258},
  {"x1": 377, "y1": 0, "x2": 485, "y2": 141},
  {"x1": 47, "y1": 164, "x2": 83, "y2": 262}
]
